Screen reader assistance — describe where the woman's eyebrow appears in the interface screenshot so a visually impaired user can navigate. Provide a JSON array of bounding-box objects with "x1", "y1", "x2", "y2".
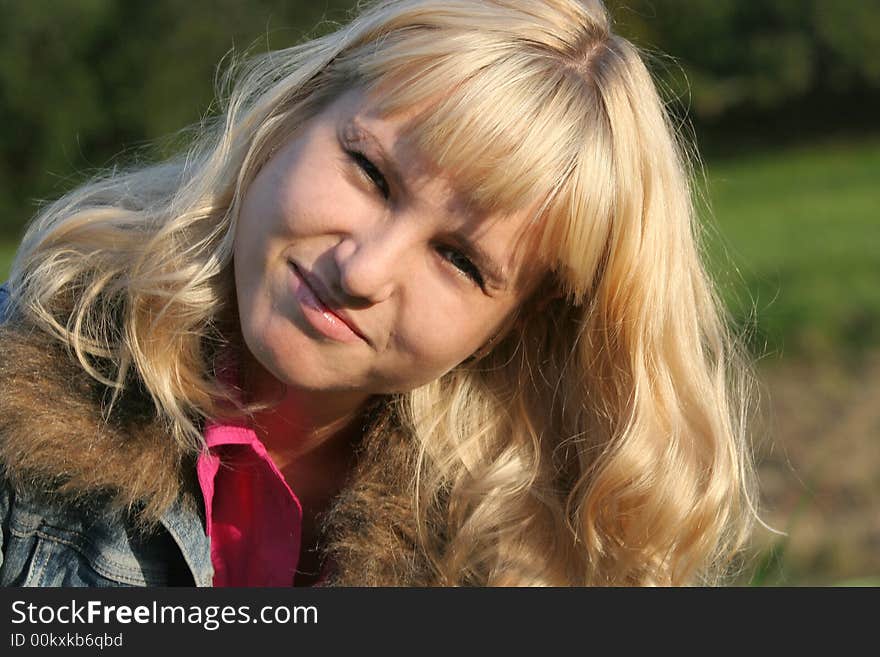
[{"x1": 342, "y1": 117, "x2": 510, "y2": 292}]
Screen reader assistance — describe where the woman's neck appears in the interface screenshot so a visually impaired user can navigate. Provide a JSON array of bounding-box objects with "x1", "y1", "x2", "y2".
[
  {"x1": 240, "y1": 359, "x2": 372, "y2": 584},
  {"x1": 238, "y1": 348, "x2": 372, "y2": 473}
]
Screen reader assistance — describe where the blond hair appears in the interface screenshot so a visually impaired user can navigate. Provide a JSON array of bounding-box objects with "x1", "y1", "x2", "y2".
[{"x1": 8, "y1": 0, "x2": 758, "y2": 585}]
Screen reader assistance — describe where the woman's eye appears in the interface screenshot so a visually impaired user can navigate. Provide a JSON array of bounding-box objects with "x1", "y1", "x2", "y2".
[
  {"x1": 347, "y1": 149, "x2": 390, "y2": 199},
  {"x1": 437, "y1": 246, "x2": 485, "y2": 288}
]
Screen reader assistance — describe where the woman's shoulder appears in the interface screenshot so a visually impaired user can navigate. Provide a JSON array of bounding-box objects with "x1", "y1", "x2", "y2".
[
  {"x1": 0, "y1": 297, "x2": 210, "y2": 586},
  {"x1": 0, "y1": 463, "x2": 202, "y2": 587}
]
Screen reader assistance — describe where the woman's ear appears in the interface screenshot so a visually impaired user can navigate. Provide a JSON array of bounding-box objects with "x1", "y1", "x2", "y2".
[
  {"x1": 532, "y1": 289, "x2": 565, "y2": 313},
  {"x1": 527, "y1": 273, "x2": 566, "y2": 316},
  {"x1": 466, "y1": 314, "x2": 516, "y2": 363}
]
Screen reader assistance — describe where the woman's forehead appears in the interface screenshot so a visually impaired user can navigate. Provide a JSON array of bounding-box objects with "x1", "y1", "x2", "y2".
[{"x1": 337, "y1": 88, "x2": 548, "y2": 218}]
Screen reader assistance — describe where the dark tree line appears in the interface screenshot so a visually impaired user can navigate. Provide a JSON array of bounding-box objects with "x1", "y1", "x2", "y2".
[{"x1": 2, "y1": 0, "x2": 878, "y2": 233}]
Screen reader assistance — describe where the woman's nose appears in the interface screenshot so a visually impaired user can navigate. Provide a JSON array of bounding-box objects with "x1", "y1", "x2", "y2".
[{"x1": 332, "y1": 228, "x2": 409, "y2": 305}]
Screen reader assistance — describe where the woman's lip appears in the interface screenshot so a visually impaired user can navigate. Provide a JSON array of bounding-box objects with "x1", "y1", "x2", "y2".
[{"x1": 288, "y1": 261, "x2": 370, "y2": 345}]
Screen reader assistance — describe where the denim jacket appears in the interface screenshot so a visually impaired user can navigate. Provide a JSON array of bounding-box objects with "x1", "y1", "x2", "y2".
[{"x1": 0, "y1": 284, "x2": 214, "y2": 586}]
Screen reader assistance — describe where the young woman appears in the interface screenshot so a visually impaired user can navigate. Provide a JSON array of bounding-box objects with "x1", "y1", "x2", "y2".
[{"x1": 0, "y1": 0, "x2": 758, "y2": 586}]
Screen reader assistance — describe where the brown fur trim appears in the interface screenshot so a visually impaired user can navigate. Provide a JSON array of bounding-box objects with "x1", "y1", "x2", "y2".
[
  {"x1": 320, "y1": 409, "x2": 439, "y2": 586},
  {"x1": 0, "y1": 318, "x2": 199, "y2": 529}
]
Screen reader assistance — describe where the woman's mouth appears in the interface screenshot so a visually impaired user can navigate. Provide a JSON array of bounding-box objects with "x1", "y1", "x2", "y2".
[{"x1": 287, "y1": 261, "x2": 368, "y2": 345}]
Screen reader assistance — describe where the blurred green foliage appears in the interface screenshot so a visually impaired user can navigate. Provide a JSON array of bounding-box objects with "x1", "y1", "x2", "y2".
[
  {"x1": 607, "y1": 0, "x2": 880, "y2": 118},
  {"x1": 1, "y1": 1, "x2": 879, "y2": 235},
  {"x1": 0, "y1": 0, "x2": 355, "y2": 235}
]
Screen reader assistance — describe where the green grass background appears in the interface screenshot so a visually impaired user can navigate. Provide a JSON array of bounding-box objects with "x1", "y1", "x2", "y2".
[{"x1": 702, "y1": 137, "x2": 880, "y2": 361}]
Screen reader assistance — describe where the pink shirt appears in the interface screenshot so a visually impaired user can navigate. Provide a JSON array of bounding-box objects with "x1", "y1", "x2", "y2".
[{"x1": 197, "y1": 418, "x2": 305, "y2": 586}]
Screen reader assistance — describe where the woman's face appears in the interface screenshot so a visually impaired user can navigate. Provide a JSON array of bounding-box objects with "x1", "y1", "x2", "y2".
[{"x1": 233, "y1": 90, "x2": 542, "y2": 400}]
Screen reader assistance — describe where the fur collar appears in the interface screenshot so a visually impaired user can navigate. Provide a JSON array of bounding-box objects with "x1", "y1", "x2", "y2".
[{"x1": 0, "y1": 316, "x2": 434, "y2": 585}]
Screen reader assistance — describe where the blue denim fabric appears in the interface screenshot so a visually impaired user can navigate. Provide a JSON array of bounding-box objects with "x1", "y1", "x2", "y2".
[
  {"x1": 0, "y1": 283, "x2": 214, "y2": 587},
  {"x1": 0, "y1": 283, "x2": 11, "y2": 322}
]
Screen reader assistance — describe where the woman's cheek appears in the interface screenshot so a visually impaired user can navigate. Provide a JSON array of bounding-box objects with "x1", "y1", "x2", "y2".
[{"x1": 405, "y1": 308, "x2": 484, "y2": 368}]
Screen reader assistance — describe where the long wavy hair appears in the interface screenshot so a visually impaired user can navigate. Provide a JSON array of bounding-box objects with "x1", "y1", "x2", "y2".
[{"x1": 8, "y1": 0, "x2": 758, "y2": 585}]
